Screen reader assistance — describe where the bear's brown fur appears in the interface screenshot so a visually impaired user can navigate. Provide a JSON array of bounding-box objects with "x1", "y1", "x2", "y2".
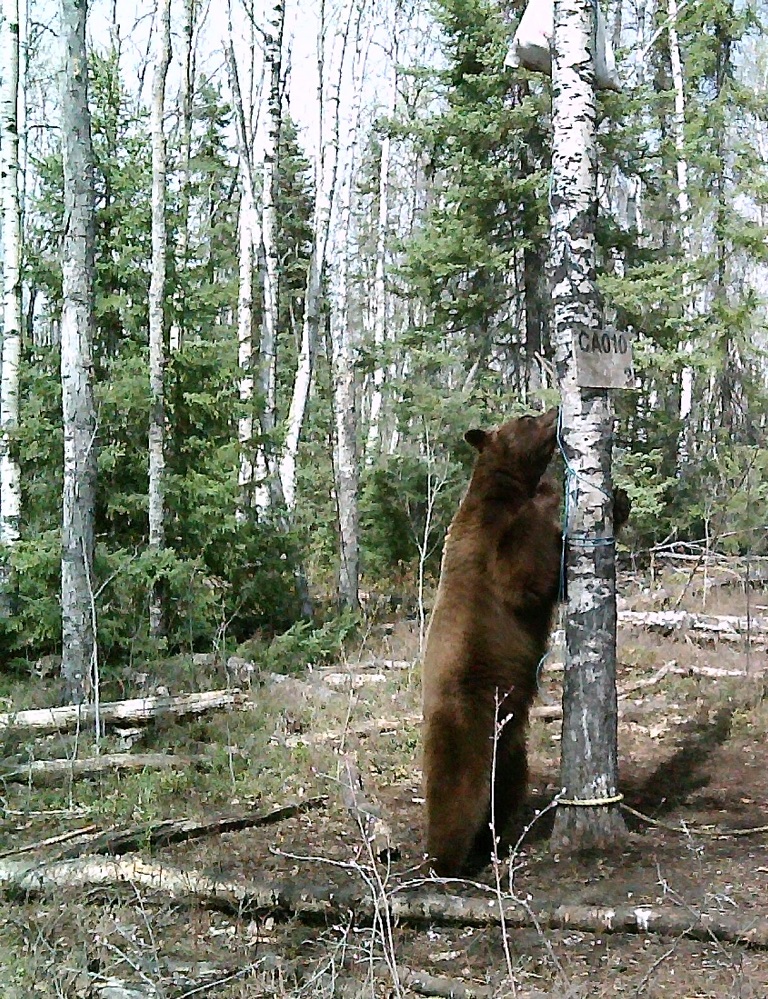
[
  {"x1": 421, "y1": 408, "x2": 563, "y2": 877},
  {"x1": 422, "y1": 408, "x2": 630, "y2": 876}
]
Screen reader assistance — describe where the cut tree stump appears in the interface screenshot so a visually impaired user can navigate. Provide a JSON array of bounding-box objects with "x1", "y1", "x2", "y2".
[
  {"x1": 3, "y1": 856, "x2": 768, "y2": 950},
  {"x1": 0, "y1": 689, "x2": 248, "y2": 735}
]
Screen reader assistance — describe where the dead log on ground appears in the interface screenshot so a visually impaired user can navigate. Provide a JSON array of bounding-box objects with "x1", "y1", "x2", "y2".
[
  {"x1": 339, "y1": 754, "x2": 399, "y2": 863},
  {"x1": 0, "y1": 752, "x2": 208, "y2": 787},
  {"x1": 619, "y1": 610, "x2": 768, "y2": 642},
  {"x1": 283, "y1": 706, "x2": 563, "y2": 749},
  {"x1": 4, "y1": 856, "x2": 768, "y2": 950},
  {"x1": 52, "y1": 797, "x2": 327, "y2": 860},
  {"x1": 0, "y1": 689, "x2": 248, "y2": 735}
]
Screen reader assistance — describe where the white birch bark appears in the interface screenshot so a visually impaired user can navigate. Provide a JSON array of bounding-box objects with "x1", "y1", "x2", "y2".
[
  {"x1": 235, "y1": 181, "x2": 259, "y2": 513},
  {"x1": 60, "y1": 0, "x2": 97, "y2": 704},
  {"x1": 148, "y1": 0, "x2": 171, "y2": 638},
  {"x1": 278, "y1": 0, "x2": 351, "y2": 511},
  {"x1": 330, "y1": 1, "x2": 370, "y2": 610},
  {"x1": 0, "y1": 0, "x2": 22, "y2": 561},
  {"x1": 364, "y1": 50, "x2": 398, "y2": 459},
  {"x1": 259, "y1": 0, "x2": 283, "y2": 450},
  {"x1": 170, "y1": 0, "x2": 195, "y2": 355},
  {"x1": 331, "y1": 265, "x2": 360, "y2": 609},
  {"x1": 668, "y1": 0, "x2": 695, "y2": 446},
  {"x1": 226, "y1": 9, "x2": 269, "y2": 515},
  {"x1": 549, "y1": 0, "x2": 626, "y2": 851}
]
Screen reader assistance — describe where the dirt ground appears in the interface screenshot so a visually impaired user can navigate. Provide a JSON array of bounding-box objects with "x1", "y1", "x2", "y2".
[{"x1": 1, "y1": 565, "x2": 767, "y2": 998}]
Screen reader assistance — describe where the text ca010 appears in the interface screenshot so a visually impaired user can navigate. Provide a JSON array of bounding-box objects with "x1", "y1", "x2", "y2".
[{"x1": 577, "y1": 329, "x2": 629, "y2": 355}]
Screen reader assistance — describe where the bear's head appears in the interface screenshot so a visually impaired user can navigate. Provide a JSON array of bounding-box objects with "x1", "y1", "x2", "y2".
[{"x1": 464, "y1": 408, "x2": 558, "y2": 497}]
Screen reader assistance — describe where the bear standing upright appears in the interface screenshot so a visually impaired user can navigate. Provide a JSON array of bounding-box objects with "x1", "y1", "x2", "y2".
[{"x1": 421, "y1": 408, "x2": 562, "y2": 877}]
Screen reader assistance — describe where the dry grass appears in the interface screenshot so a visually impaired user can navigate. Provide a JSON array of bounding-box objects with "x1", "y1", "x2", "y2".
[{"x1": 1, "y1": 567, "x2": 768, "y2": 997}]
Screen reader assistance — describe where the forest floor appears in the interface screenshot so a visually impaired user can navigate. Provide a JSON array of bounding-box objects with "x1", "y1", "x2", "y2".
[{"x1": 0, "y1": 563, "x2": 767, "y2": 998}]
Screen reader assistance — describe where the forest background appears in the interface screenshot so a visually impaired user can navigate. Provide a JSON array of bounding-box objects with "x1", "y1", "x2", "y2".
[{"x1": 1, "y1": 0, "x2": 767, "y2": 683}]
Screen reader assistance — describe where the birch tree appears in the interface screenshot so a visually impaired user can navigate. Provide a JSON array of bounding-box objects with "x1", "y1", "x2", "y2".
[
  {"x1": 148, "y1": 0, "x2": 172, "y2": 638},
  {"x1": 278, "y1": 0, "x2": 350, "y2": 511},
  {"x1": 0, "y1": 0, "x2": 22, "y2": 574},
  {"x1": 549, "y1": 0, "x2": 626, "y2": 851},
  {"x1": 60, "y1": 0, "x2": 98, "y2": 703},
  {"x1": 364, "y1": 15, "x2": 400, "y2": 458},
  {"x1": 667, "y1": 0, "x2": 695, "y2": 457},
  {"x1": 330, "y1": 0, "x2": 370, "y2": 610},
  {"x1": 257, "y1": 0, "x2": 284, "y2": 505},
  {"x1": 170, "y1": 0, "x2": 196, "y2": 354},
  {"x1": 227, "y1": 13, "x2": 260, "y2": 514}
]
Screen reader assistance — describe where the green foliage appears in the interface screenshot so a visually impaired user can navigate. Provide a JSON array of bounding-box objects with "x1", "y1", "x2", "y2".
[
  {"x1": 238, "y1": 609, "x2": 361, "y2": 675},
  {"x1": 9, "y1": 49, "x2": 311, "y2": 669}
]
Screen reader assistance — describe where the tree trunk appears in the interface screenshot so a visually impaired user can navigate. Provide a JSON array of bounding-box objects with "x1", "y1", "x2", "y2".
[
  {"x1": 60, "y1": 0, "x2": 98, "y2": 705},
  {"x1": 668, "y1": 0, "x2": 695, "y2": 459},
  {"x1": 225, "y1": 22, "x2": 264, "y2": 515},
  {"x1": 257, "y1": 0, "x2": 284, "y2": 508},
  {"x1": 169, "y1": 0, "x2": 195, "y2": 354},
  {"x1": 364, "y1": 49, "x2": 398, "y2": 459},
  {"x1": 331, "y1": 272, "x2": 360, "y2": 610},
  {"x1": 330, "y1": 1, "x2": 368, "y2": 611},
  {"x1": 549, "y1": 0, "x2": 626, "y2": 852},
  {"x1": 0, "y1": 0, "x2": 22, "y2": 583},
  {"x1": 148, "y1": 0, "x2": 171, "y2": 639},
  {"x1": 279, "y1": 0, "x2": 350, "y2": 512}
]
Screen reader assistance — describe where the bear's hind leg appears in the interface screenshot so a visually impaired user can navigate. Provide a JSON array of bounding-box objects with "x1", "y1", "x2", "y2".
[
  {"x1": 423, "y1": 707, "x2": 495, "y2": 877},
  {"x1": 490, "y1": 721, "x2": 528, "y2": 860}
]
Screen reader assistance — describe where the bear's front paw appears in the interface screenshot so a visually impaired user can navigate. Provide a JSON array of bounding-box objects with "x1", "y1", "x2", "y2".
[{"x1": 612, "y1": 487, "x2": 631, "y2": 532}]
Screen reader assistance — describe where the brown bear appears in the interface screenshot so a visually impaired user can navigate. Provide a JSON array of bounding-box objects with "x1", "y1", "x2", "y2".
[
  {"x1": 421, "y1": 408, "x2": 561, "y2": 876},
  {"x1": 422, "y1": 407, "x2": 634, "y2": 877}
]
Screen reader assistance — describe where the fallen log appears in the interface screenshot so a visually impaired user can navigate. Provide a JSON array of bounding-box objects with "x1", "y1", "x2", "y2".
[
  {"x1": 53, "y1": 797, "x2": 327, "y2": 860},
  {"x1": 619, "y1": 610, "x2": 768, "y2": 641},
  {"x1": 282, "y1": 706, "x2": 563, "y2": 749},
  {"x1": 0, "y1": 752, "x2": 207, "y2": 787},
  {"x1": 0, "y1": 690, "x2": 248, "y2": 735},
  {"x1": 3, "y1": 856, "x2": 768, "y2": 950}
]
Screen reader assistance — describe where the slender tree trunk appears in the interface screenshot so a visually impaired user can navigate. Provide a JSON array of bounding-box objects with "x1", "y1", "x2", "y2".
[
  {"x1": 331, "y1": 281, "x2": 360, "y2": 611},
  {"x1": 225, "y1": 18, "x2": 267, "y2": 515},
  {"x1": 227, "y1": 2, "x2": 284, "y2": 515},
  {"x1": 0, "y1": 0, "x2": 22, "y2": 581},
  {"x1": 279, "y1": 0, "x2": 350, "y2": 512},
  {"x1": 364, "y1": 46, "x2": 398, "y2": 459},
  {"x1": 667, "y1": 0, "x2": 695, "y2": 458},
  {"x1": 60, "y1": 0, "x2": 97, "y2": 704},
  {"x1": 549, "y1": 0, "x2": 626, "y2": 852},
  {"x1": 330, "y1": 1, "x2": 368, "y2": 611},
  {"x1": 258, "y1": 0, "x2": 284, "y2": 478},
  {"x1": 148, "y1": 0, "x2": 171, "y2": 639},
  {"x1": 170, "y1": 0, "x2": 195, "y2": 355},
  {"x1": 235, "y1": 181, "x2": 258, "y2": 512}
]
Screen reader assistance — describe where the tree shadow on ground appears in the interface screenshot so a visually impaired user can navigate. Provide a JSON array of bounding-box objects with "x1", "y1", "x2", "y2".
[
  {"x1": 518, "y1": 704, "x2": 736, "y2": 845},
  {"x1": 623, "y1": 704, "x2": 735, "y2": 822}
]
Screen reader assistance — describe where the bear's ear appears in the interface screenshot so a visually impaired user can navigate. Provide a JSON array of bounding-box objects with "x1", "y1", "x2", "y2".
[{"x1": 464, "y1": 428, "x2": 487, "y2": 452}]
